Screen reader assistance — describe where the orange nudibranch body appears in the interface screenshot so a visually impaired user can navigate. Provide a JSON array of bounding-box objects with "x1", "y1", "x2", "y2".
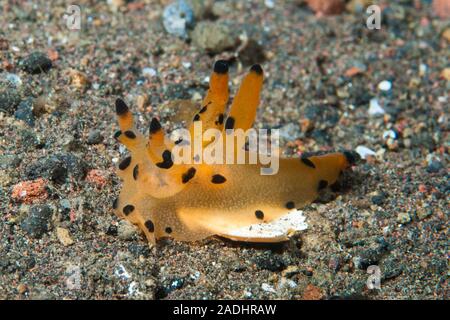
[{"x1": 112, "y1": 61, "x2": 357, "y2": 244}]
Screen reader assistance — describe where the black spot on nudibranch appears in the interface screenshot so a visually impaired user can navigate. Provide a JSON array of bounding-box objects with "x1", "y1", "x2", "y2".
[
  {"x1": 225, "y1": 117, "x2": 235, "y2": 130},
  {"x1": 250, "y1": 64, "x2": 263, "y2": 75},
  {"x1": 133, "y1": 165, "x2": 139, "y2": 180},
  {"x1": 318, "y1": 180, "x2": 328, "y2": 190},
  {"x1": 145, "y1": 220, "x2": 154, "y2": 233},
  {"x1": 124, "y1": 130, "x2": 136, "y2": 139},
  {"x1": 112, "y1": 198, "x2": 118, "y2": 209},
  {"x1": 115, "y1": 98, "x2": 128, "y2": 115},
  {"x1": 182, "y1": 167, "x2": 196, "y2": 184},
  {"x1": 119, "y1": 156, "x2": 132, "y2": 170},
  {"x1": 285, "y1": 201, "x2": 295, "y2": 209},
  {"x1": 156, "y1": 150, "x2": 173, "y2": 169},
  {"x1": 199, "y1": 105, "x2": 208, "y2": 113},
  {"x1": 113, "y1": 130, "x2": 122, "y2": 140},
  {"x1": 211, "y1": 174, "x2": 226, "y2": 184},
  {"x1": 165, "y1": 227, "x2": 172, "y2": 234},
  {"x1": 215, "y1": 113, "x2": 224, "y2": 125},
  {"x1": 343, "y1": 150, "x2": 360, "y2": 166},
  {"x1": 214, "y1": 60, "x2": 229, "y2": 74},
  {"x1": 301, "y1": 156, "x2": 316, "y2": 169},
  {"x1": 255, "y1": 210, "x2": 264, "y2": 220},
  {"x1": 123, "y1": 205, "x2": 135, "y2": 216},
  {"x1": 149, "y1": 117, "x2": 162, "y2": 134},
  {"x1": 193, "y1": 114, "x2": 200, "y2": 121}
]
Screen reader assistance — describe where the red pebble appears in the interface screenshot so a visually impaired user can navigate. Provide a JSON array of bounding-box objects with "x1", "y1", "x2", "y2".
[
  {"x1": 433, "y1": 0, "x2": 450, "y2": 19},
  {"x1": 86, "y1": 169, "x2": 108, "y2": 188},
  {"x1": 11, "y1": 178, "x2": 48, "y2": 204},
  {"x1": 306, "y1": 0, "x2": 345, "y2": 16}
]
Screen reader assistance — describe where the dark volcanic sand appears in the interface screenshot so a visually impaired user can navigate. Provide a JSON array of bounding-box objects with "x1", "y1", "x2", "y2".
[{"x1": 0, "y1": 1, "x2": 448, "y2": 300}]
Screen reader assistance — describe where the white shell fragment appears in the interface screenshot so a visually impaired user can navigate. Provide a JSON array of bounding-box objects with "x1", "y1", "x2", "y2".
[
  {"x1": 356, "y1": 145, "x2": 376, "y2": 159},
  {"x1": 368, "y1": 98, "x2": 385, "y2": 116},
  {"x1": 378, "y1": 80, "x2": 392, "y2": 91},
  {"x1": 222, "y1": 209, "x2": 308, "y2": 242}
]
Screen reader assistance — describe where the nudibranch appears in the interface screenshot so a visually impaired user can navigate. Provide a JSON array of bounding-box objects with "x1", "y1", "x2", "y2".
[{"x1": 112, "y1": 61, "x2": 357, "y2": 244}]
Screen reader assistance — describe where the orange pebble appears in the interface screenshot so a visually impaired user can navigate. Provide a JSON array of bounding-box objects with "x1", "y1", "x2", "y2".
[{"x1": 11, "y1": 178, "x2": 48, "y2": 204}]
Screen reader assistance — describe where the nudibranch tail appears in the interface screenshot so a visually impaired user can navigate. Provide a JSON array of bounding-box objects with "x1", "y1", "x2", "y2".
[{"x1": 112, "y1": 62, "x2": 357, "y2": 244}]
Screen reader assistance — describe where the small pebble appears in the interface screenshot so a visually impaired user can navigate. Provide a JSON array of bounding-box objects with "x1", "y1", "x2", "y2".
[
  {"x1": 86, "y1": 130, "x2": 104, "y2": 145},
  {"x1": 368, "y1": 98, "x2": 385, "y2": 116},
  {"x1": 56, "y1": 227, "x2": 74, "y2": 246},
  {"x1": 21, "y1": 205, "x2": 53, "y2": 238},
  {"x1": 5, "y1": 73, "x2": 22, "y2": 87},
  {"x1": 378, "y1": 80, "x2": 392, "y2": 91},
  {"x1": 426, "y1": 160, "x2": 443, "y2": 173},
  {"x1": 397, "y1": 212, "x2": 411, "y2": 224},
  {"x1": 142, "y1": 67, "x2": 157, "y2": 77},
  {"x1": 306, "y1": 0, "x2": 345, "y2": 16},
  {"x1": 17, "y1": 284, "x2": 28, "y2": 294},
  {"x1": 264, "y1": 0, "x2": 275, "y2": 9},
  {"x1": 162, "y1": 0, "x2": 195, "y2": 39},
  {"x1": 383, "y1": 129, "x2": 397, "y2": 140},
  {"x1": 19, "y1": 52, "x2": 52, "y2": 74},
  {"x1": 261, "y1": 283, "x2": 276, "y2": 293},
  {"x1": 117, "y1": 220, "x2": 139, "y2": 240},
  {"x1": 416, "y1": 209, "x2": 432, "y2": 220},
  {"x1": 191, "y1": 21, "x2": 237, "y2": 53},
  {"x1": 14, "y1": 98, "x2": 35, "y2": 126}
]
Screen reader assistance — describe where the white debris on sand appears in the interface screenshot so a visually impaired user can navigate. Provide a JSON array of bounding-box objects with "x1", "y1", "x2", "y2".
[
  {"x1": 356, "y1": 145, "x2": 376, "y2": 159},
  {"x1": 368, "y1": 98, "x2": 385, "y2": 116},
  {"x1": 225, "y1": 209, "x2": 308, "y2": 241}
]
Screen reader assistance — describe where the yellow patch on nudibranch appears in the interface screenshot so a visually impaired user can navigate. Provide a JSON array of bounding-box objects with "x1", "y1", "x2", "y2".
[{"x1": 112, "y1": 61, "x2": 358, "y2": 244}]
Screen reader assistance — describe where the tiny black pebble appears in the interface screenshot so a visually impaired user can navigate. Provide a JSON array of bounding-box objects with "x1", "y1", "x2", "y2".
[
  {"x1": 215, "y1": 113, "x2": 224, "y2": 125},
  {"x1": 250, "y1": 64, "x2": 263, "y2": 75},
  {"x1": 318, "y1": 180, "x2": 328, "y2": 190},
  {"x1": 123, "y1": 204, "x2": 135, "y2": 215},
  {"x1": 211, "y1": 174, "x2": 226, "y2": 184},
  {"x1": 113, "y1": 130, "x2": 122, "y2": 140},
  {"x1": 225, "y1": 117, "x2": 235, "y2": 130},
  {"x1": 193, "y1": 114, "x2": 200, "y2": 121},
  {"x1": 255, "y1": 210, "x2": 264, "y2": 220},
  {"x1": 133, "y1": 165, "x2": 139, "y2": 180},
  {"x1": 165, "y1": 227, "x2": 172, "y2": 234},
  {"x1": 182, "y1": 167, "x2": 196, "y2": 184},
  {"x1": 285, "y1": 201, "x2": 295, "y2": 209},
  {"x1": 112, "y1": 198, "x2": 118, "y2": 209},
  {"x1": 301, "y1": 157, "x2": 316, "y2": 169},
  {"x1": 124, "y1": 131, "x2": 136, "y2": 139},
  {"x1": 119, "y1": 156, "x2": 132, "y2": 170},
  {"x1": 199, "y1": 105, "x2": 208, "y2": 113},
  {"x1": 214, "y1": 60, "x2": 229, "y2": 74},
  {"x1": 156, "y1": 150, "x2": 173, "y2": 169},
  {"x1": 115, "y1": 98, "x2": 128, "y2": 115},
  {"x1": 145, "y1": 220, "x2": 155, "y2": 233},
  {"x1": 149, "y1": 118, "x2": 162, "y2": 134}
]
